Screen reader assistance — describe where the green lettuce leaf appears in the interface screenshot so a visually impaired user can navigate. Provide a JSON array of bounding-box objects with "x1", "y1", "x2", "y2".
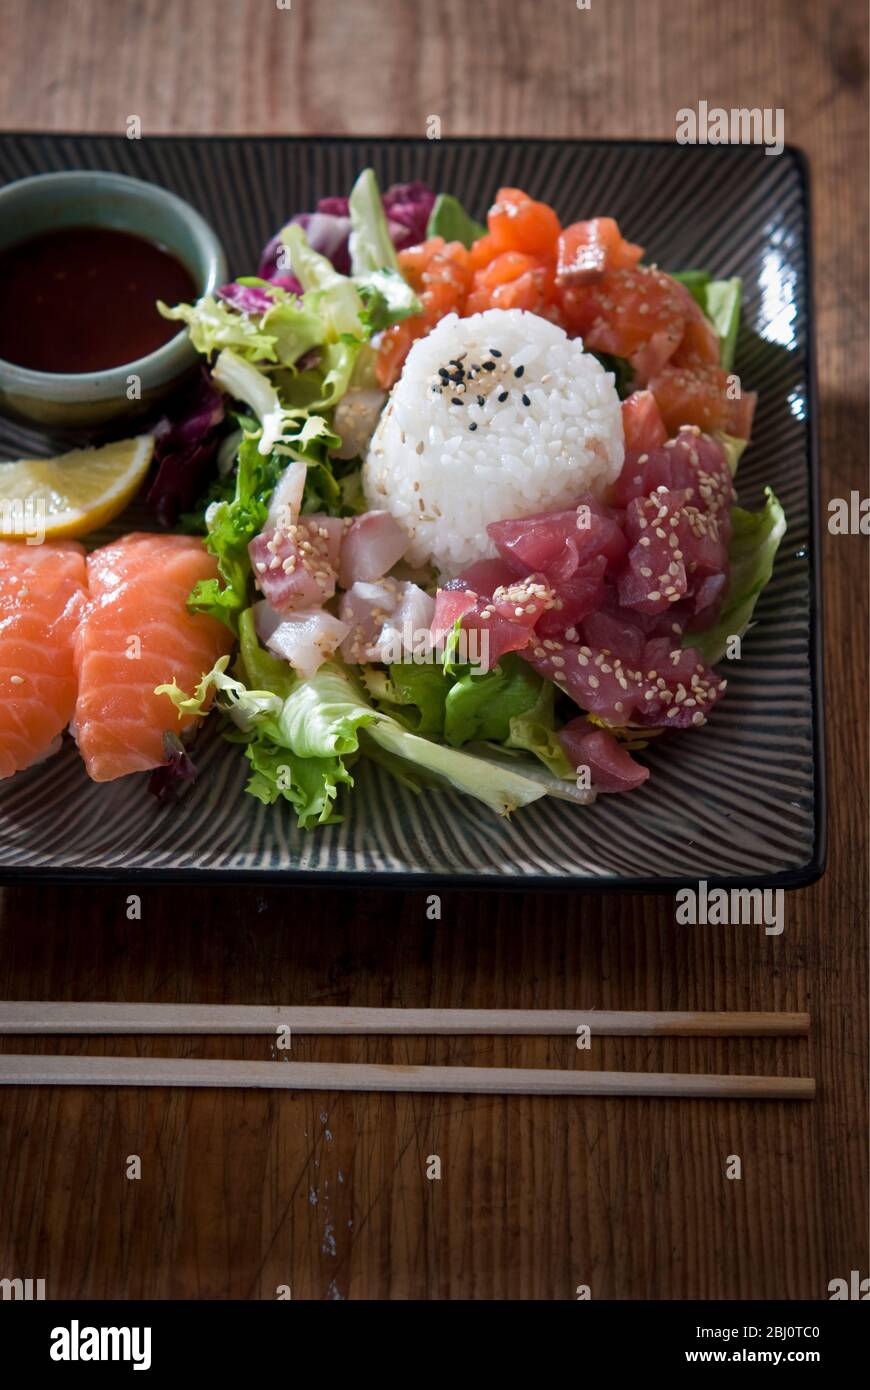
[
  {"x1": 444, "y1": 653, "x2": 542, "y2": 746},
  {"x1": 441, "y1": 617, "x2": 466, "y2": 676},
  {"x1": 363, "y1": 656, "x2": 575, "y2": 780},
  {"x1": 162, "y1": 620, "x2": 577, "y2": 824},
  {"x1": 280, "y1": 224, "x2": 366, "y2": 341},
  {"x1": 703, "y1": 277, "x2": 742, "y2": 372},
  {"x1": 504, "y1": 679, "x2": 574, "y2": 778},
  {"x1": 362, "y1": 721, "x2": 547, "y2": 817},
  {"x1": 212, "y1": 344, "x2": 344, "y2": 459},
  {"x1": 354, "y1": 736, "x2": 433, "y2": 793},
  {"x1": 426, "y1": 193, "x2": 486, "y2": 248},
  {"x1": 243, "y1": 736, "x2": 353, "y2": 829},
  {"x1": 312, "y1": 339, "x2": 361, "y2": 411},
  {"x1": 279, "y1": 224, "x2": 418, "y2": 342},
  {"x1": 157, "y1": 295, "x2": 280, "y2": 362},
  {"x1": 688, "y1": 488, "x2": 787, "y2": 665},
  {"x1": 235, "y1": 606, "x2": 297, "y2": 700},
  {"x1": 191, "y1": 358, "x2": 351, "y2": 629},
  {"x1": 187, "y1": 434, "x2": 285, "y2": 628},
  {"x1": 467, "y1": 742, "x2": 595, "y2": 804},
  {"x1": 211, "y1": 349, "x2": 286, "y2": 445},
  {"x1": 348, "y1": 168, "x2": 401, "y2": 276},
  {"x1": 356, "y1": 268, "x2": 422, "y2": 332},
  {"x1": 273, "y1": 662, "x2": 379, "y2": 758},
  {"x1": 715, "y1": 431, "x2": 748, "y2": 479},
  {"x1": 670, "y1": 269, "x2": 711, "y2": 306},
  {"x1": 155, "y1": 654, "x2": 283, "y2": 729},
  {"x1": 261, "y1": 298, "x2": 326, "y2": 366},
  {"x1": 362, "y1": 663, "x2": 448, "y2": 736}
]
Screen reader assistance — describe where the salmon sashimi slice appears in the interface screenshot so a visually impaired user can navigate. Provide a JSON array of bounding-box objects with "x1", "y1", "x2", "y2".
[
  {"x1": 0, "y1": 540, "x2": 88, "y2": 779},
  {"x1": 73, "y1": 533, "x2": 235, "y2": 782}
]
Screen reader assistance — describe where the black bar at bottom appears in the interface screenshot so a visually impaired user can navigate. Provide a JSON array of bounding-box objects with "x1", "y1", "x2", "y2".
[{"x1": 0, "y1": 1297, "x2": 865, "y2": 1375}]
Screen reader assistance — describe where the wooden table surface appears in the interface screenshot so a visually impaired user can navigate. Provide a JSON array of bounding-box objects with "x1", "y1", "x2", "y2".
[{"x1": 0, "y1": 0, "x2": 866, "y2": 1300}]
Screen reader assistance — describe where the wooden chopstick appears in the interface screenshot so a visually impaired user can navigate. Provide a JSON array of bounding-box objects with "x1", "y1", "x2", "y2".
[
  {"x1": 0, "y1": 1054, "x2": 816, "y2": 1099},
  {"x1": 0, "y1": 1003, "x2": 810, "y2": 1037}
]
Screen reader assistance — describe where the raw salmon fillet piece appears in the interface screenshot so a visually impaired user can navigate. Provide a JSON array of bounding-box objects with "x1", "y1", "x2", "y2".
[
  {"x1": 74, "y1": 533, "x2": 234, "y2": 782},
  {"x1": 0, "y1": 540, "x2": 88, "y2": 779}
]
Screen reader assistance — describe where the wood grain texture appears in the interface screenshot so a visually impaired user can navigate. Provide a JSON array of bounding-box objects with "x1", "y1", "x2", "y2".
[{"x1": 0, "y1": 0, "x2": 866, "y2": 1300}]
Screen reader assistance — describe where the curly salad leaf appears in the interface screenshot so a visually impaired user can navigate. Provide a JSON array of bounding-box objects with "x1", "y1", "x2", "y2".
[
  {"x1": 162, "y1": 172, "x2": 422, "y2": 628},
  {"x1": 158, "y1": 612, "x2": 555, "y2": 828},
  {"x1": 161, "y1": 175, "x2": 420, "y2": 386}
]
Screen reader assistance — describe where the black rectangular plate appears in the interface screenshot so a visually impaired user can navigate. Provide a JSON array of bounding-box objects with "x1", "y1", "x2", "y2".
[{"x1": 0, "y1": 135, "x2": 825, "y2": 889}]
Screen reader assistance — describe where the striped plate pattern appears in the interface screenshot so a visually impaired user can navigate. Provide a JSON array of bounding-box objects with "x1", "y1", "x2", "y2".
[{"x1": 0, "y1": 137, "x2": 823, "y2": 886}]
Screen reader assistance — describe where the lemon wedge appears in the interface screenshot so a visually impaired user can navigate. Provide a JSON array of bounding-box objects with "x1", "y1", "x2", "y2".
[{"x1": 0, "y1": 434, "x2": 155, "y2": 541}]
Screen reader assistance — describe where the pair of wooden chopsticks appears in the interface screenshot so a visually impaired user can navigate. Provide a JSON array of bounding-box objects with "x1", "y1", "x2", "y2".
[{"x1": 0, "y1": 1004, "x2": 814, "y2": 1100}]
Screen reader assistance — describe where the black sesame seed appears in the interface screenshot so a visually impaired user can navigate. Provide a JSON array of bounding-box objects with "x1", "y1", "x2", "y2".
[
  {"x1": 482, "y1": 360, "x2": 496, "y2": 371},
  {"x1": 438, "y1": 367, "x2": 450, "y2": 379},
  {"x1": 451, "y1": 397, "x2": 463, "y2": 407},
  {"x1": 514, "y1": 365, "x2": 525, "y2": 378},
  {"x1": 498, "y1": 391, "x2": 508, "y2": 402},
  {"x1": 469, "y1": 422, "x2": 478, "y2": 431},
  {"x1": 521, "y1": 393, "x2": 531, "y2": 407},
  {"x1": 489, "y1": 348, "x2": 502, "y2": 357},
  {"x1": 477, "y1": 395, "x2": 485, "y2": 407}
]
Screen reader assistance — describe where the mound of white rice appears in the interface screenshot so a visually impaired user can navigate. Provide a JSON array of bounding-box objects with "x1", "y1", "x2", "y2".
[{"x1": 364, "y1": 308, "x2": 624, "y2": 577}]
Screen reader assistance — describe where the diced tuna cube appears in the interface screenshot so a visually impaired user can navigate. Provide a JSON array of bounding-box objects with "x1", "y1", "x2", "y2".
[
  {"x1": 558, "y1": 723, "x2": 650, "y2": 793},
  {"x1": 250, "y1": 512, "x2": 344, "y2": 613}
]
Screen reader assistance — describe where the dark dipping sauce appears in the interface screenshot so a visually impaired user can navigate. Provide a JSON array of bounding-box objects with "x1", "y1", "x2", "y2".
[{"x1": 0, "y1": 226, "x2": 198, "y2": 374}]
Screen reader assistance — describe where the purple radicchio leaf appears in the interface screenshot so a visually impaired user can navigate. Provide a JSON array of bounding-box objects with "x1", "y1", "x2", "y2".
[
  {"x1": 260, "y1": 212, "x2": 352, "y2": 278},
  {"x1": 268, "y1": 273, "x2": 304, "y2": 295},
  {"x1": 286, "y1": 211, "x2": 353, "y2": 275},
  {"x1": 257, "y1": 231, "x2": 305, "y2": 290},
  {"x1": 257, "y1": 183, "x2": 436, "y2": 281},
  {"x1": 216, "y1": 281, "x2": 284, "y2": 315},
  {"x1": 382, "y1": 182, "x2": 437, "y2": 250},
  {"x1": 146, "y1": 368, "x2": 226, "y2": 528},
  {"x1": 148, "y1": 732, "x2": 199, "y2": 805},
  {"x1": 317, "y1": 195, "x2": 350, "y2": 217}
]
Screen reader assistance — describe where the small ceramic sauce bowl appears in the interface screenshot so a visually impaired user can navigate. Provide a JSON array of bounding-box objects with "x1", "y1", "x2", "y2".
[{"x1": 0, "y1": 170, "x2": 225, "y2": 429}]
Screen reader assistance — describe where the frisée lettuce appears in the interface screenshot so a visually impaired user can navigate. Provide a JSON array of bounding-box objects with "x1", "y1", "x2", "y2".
[{"x1": 157, "y1": 615, "x2": 555, "y2": 825}]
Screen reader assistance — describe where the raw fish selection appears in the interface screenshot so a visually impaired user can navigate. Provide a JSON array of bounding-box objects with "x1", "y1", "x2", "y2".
[{"x1": 0, "y1": 169, "x2": 786, "y2": 827}]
